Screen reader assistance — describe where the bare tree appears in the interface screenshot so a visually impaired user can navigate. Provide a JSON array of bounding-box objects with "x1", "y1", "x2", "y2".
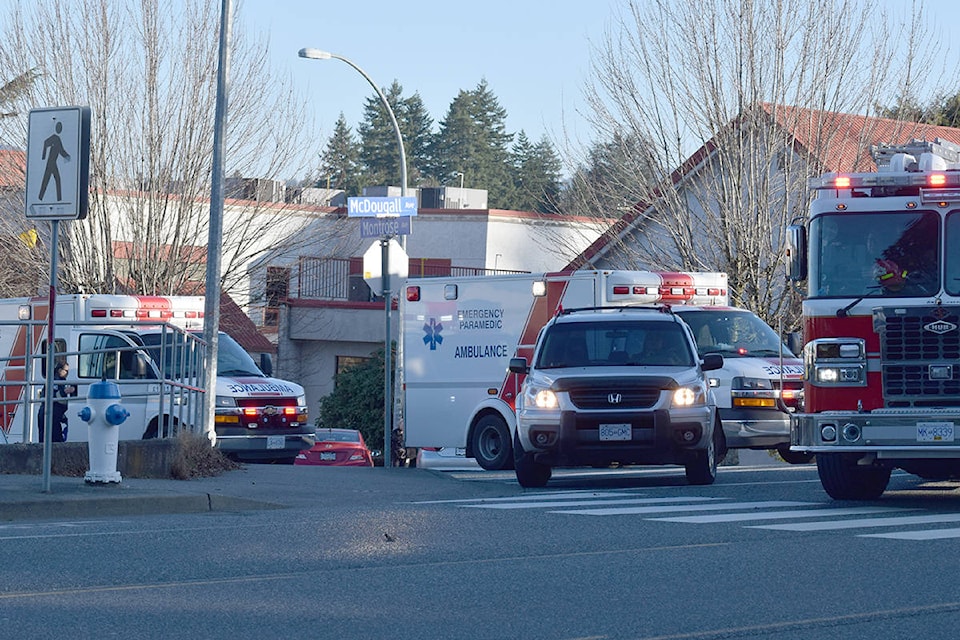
[
  {"x1": 562, "y1": 0, "x2": 953, "y2": 326},
  {"x1": 0, "y1": 0, "x2": 344, "y2": 302}
]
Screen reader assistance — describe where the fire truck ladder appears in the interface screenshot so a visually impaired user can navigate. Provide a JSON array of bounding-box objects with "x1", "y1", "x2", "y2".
[{"x1": 870, "y1": 137, "x2": 960, "y2": 169}]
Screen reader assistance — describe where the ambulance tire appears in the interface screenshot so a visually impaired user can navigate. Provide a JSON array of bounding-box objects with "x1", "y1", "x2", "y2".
[
  {"x1": 776, "y1": 445, "x2": 814, "y2": 465},
  {"x1": 142, "y1": 416, "x2": 177, "y2": 440},
  {"x1": 816, "y1": 453, "x2": 891, "y2": 500},
  {"x1": 513, "y1": 431, "x2": 551, "y2": 488},
  {"x1": 471, "y1": 414, "x2": 515, "y2": 471}
]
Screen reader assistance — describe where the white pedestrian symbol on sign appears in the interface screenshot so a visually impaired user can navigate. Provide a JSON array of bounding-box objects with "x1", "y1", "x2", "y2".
[{"x1": 39, "y1": 121, "x2": 71, "y2": 201}]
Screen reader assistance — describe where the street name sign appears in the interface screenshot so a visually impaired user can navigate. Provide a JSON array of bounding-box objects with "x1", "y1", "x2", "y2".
[
  {"x1": 360, "y1": 216, "x2": 411, "y2": 237},
  {"x1": 347, "y1": 196, "x2": 418, "y2": 217}
]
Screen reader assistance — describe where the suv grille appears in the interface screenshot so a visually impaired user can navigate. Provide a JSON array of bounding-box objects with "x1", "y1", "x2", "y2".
[{"x1": 556, "y1": 376, "x2": 673, "y2": 410}]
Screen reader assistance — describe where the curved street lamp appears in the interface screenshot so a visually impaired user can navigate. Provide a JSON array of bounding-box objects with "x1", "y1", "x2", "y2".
[
  {"x1": 297, "y1": 48, "x2": 407, "y2": 196},
  {"x1": 298, "y1": 47, "x2": 408, "y2": 467}
]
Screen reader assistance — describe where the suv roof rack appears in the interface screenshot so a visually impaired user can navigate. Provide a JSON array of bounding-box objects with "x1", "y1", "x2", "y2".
[{"x1": 558, "y1": 305, "x2": 675, "y2": 316}]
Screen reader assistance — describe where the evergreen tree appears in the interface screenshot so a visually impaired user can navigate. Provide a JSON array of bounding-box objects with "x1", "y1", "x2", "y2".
[
  {"x1": 431, "y1": 79, "x2": 515, "y2": 208},
  {"x1": 318, "y1": 113, "x2": 361, "y2": 196},
  {"x1": 358, "y1": 80, "x2": 435, "y2": 191},
  {"x1": 512, "y1": 131, "x2": 563, "y2": 213}
]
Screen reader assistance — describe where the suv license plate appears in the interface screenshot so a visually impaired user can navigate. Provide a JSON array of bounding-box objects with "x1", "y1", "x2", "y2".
[
  {"x1": 266, "y1": 435, "x2": 285, "y2": 449},
  {"x1": 599, "y1": 423, "x2": 632, "y2": 441}
]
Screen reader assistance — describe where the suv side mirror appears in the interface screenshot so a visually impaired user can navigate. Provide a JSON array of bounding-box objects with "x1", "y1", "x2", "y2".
[
  {"x1": 508, "y1": 357, "x2": 529, "y2": 374},
  {"x1": 700, "y1": 353, "x2": 723, "y2": 372}
]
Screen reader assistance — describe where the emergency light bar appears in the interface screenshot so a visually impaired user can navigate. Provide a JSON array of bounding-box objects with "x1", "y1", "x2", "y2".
[{"x1": 808, "y1": 171, "x2": 960, "y2": 191}]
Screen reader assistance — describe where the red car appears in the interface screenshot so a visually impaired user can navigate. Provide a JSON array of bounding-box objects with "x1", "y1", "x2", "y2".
[{"x1": 294, "y1": 428, "x2": 374, "y2": 467}]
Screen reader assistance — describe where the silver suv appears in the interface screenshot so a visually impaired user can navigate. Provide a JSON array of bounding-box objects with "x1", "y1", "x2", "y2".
[{"x1": 508, "y1": 307, "x2": 724, "y2": 488}]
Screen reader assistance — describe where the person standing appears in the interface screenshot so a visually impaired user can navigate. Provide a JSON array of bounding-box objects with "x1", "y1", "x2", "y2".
[{"x1": 38, "y1": 362, "x2": 77, "y2": 443}]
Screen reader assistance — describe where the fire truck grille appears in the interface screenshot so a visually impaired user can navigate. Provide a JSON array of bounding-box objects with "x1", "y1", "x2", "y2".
[{"x1": 876, "y1": 306, "x2": 960, "y2": 406}]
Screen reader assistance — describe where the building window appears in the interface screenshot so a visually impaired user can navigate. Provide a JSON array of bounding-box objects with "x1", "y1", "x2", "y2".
[
  {"x1": 335, "y1": 355, "x2": 368, "y2": 378},
  {"x1": 264, "y1": 266, "x2": 290, "y2": 327}
]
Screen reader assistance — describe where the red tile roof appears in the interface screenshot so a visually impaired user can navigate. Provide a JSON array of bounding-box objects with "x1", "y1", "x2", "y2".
[
  {"x1": 0, "y1": 149, "x2": 25, "y2": 189},
  {"x1": 567, "y1": 105, "x2": 960, "y2": 269}
]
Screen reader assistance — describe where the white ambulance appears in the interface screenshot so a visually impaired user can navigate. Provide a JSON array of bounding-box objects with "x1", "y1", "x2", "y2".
[
  {"x1": 0, "y1": 295, "x2": 311, "y2": 461},
  {"x1": 400, "y1": 270, "x2": 806, "y2": 469}
]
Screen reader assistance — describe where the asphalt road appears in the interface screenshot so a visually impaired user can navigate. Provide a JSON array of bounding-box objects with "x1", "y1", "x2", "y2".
[{"x1": 2, "y1": 453, "x2": 960, "y2": 640}]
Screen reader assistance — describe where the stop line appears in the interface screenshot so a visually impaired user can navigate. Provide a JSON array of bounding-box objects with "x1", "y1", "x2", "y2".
[{"x1": 416, "y1": 491, "x2": 960, "y2": 540}]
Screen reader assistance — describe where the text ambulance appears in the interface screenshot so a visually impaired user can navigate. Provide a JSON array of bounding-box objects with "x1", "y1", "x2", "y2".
[
  {"x1": 0, "y1": 295, "x2": 311, "y2": 460},
  {"x1": 400, "y1": 270, "x2": 802, "y2": 470}
]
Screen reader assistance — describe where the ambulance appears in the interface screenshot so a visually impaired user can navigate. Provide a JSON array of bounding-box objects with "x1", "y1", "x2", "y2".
[
  {"x1": 0, "y1": 294, "x2": 311, "y2": 461},
  {"x1": 400, "y1": 270, "x2": 804, "y2": 470}
]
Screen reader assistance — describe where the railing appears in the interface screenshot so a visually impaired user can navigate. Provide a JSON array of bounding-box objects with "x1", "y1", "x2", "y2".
[
  {"x1": 0, "y1": 319, "x2": 207, "y2": 444},
  {"x1": 293, "y1": 256, "x2": 529, "y2": 301}
]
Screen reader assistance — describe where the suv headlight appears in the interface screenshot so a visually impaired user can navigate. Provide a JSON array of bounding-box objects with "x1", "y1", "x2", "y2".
[
  {"x1": 523, "y1": 382, "x2": 558, "y2": 409},
  {"x1": 672, "y1": 383, "x2": 707, "y2": 407}
]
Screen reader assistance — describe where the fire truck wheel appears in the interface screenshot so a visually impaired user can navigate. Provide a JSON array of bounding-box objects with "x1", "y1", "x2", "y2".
[
  {"x1": 685, "y1": 422, "x2": 721, "y2": 485},
  {"x1": 816, "y1": 453, "x2": 891, "y2": 500},
  {"x1": 471, "y1": 414, "x2": 515, "y2": 471},
  {"x1": 776, "y1": 445, "x2": 815, "y2": 465},
  {"x1": 513, "y1": 431, "x2": 551, "y2": 488}
]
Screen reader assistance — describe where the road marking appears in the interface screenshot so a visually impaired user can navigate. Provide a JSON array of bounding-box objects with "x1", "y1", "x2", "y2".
[
  {"x1": 751, "y1": 512, "x2": 960, "y2": 531},
  {"x1": 557, "y1": 500, "x2": 812, "y2": 516},
  {"x1": 463, "y1": 496, "x2": 722, "y2": 510},
  {"x1": 861, "y1": 527, "x2": 960, "y2": 540},
  {"x1": 649, "y1": 506, "x2": 912, "y2": 523},
  {"x1": 411, "y1": 490, "x2": 650, "y2": 504}
]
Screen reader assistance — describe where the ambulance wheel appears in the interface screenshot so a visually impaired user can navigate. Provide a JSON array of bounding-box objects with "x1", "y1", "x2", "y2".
[
  {"x1": 471, "y1": 414, "x2": 514, "y2": 471},
  {"x1": 142, "y1": 416, "x2": 177, "y2": 439},
  {"x1": 817, "y1": 453, "x2": 891, "y2": 500},
  {"x1": 513, "y1": 431, "x2": 551, "y2": 488},
  {"x1": 777, "y1": 445, "x2": 814, "y2": 465}
]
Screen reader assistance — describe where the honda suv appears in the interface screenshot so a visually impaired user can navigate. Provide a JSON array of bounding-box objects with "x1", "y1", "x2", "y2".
[{"x1": 508, "y1": 306, "x2": 724, "y2": 488}]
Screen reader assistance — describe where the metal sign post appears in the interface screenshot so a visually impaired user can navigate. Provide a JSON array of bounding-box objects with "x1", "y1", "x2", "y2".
[{"x1": 24, "y1": 106, "x2": 91, "y2": 492}]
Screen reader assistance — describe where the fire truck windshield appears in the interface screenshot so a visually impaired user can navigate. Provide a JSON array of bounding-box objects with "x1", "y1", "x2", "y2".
[{"x1": 810, "y1": 211, "x2": 940, "y2": 298}]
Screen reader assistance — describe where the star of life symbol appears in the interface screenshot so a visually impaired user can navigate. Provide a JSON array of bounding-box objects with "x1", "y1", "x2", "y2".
[{"x1": 423, "y1": 318, "x2": 443, "y2": 350}]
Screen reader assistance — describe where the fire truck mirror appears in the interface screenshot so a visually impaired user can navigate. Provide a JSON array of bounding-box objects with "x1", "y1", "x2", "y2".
[{"x1": 785, "y1": 224, "x2": 807, "y2": 281}]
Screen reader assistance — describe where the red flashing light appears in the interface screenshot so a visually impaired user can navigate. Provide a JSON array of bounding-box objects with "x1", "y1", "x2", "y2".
[
  {"x1": 834, "y1": 176, "x2": 851, "y2": 189},
  {"x1": 184, "y1": 311, "x2": 198, "y2": 318},
  {"x1": 91, "y1": 309, "x2": 107, "y2": 318},
  {"x1": 406, "y1": 286, "x2": 420, "y2": 302},
  {"x1": 612, "y1": 285, "x2": 630, "y2": 295},
  {"x1": 283, "y1": 407, "x2": 296, "y2": 416},
  {"x1": 930, "y1": 173, "x2": 947, "y2": 187},
  {"x1": 110, "y1": 310, "x2": 124, "y2": 318},
  {"x1": 243, "y1": 408, "x2": 258, "y2": 417}
]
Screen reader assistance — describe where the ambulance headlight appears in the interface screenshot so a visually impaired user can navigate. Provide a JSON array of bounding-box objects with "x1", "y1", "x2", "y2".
[
  {"x1": 297, "y1": 395, "x2": 306, "y2": 407},
  {"x1": 215, "y1": 396, "x2": 237, "y2": 408},
  {"x1": 524, "y1": 383, "x2": 558, "y2": 409}
]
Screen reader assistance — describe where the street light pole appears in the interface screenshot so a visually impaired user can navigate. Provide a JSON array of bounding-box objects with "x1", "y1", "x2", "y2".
[{"x1": 298, "y1": 47, "x2": 408, "y2": 467}]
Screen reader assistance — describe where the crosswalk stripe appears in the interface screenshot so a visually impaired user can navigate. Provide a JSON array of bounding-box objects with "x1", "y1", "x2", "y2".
[
  {"x1": 750, "y1": 513, "x2": 960, "y2": 531},
  {"x1": 462, "y1": 496, "x2": 721, "y2": 510},
  {"x1": 554, "y1": 500, "x2": 812, "y2": 516},
  {"x1": 411, "y1": 490, "x2": 643, "y2": 504},
  {"x1": 648, "y1": 506, "x2": 912, "y2": 524},
  {"x1": 861, "y1": 527, "x2": 960, "y2": 540}
]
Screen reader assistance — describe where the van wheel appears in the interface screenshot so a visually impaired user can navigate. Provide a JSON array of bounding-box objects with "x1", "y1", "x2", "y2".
[
  {"x1": 513, "y1": 431, "x2": 551, "y2": 488},
  {"x1": 471, "y1": 414, "x2": 514, "y2": 471},
  {"x1": 777, "y1": 445, "x2": 814, "y2": 465},
  {"x1": 142, "y1": 417, "x2": 177, "y2": 439}
]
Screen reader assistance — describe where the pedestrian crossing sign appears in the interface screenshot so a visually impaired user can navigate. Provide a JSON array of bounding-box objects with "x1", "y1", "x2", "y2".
[{"x1": 24, "y1": 106, "x2": 91, "y2": 220}]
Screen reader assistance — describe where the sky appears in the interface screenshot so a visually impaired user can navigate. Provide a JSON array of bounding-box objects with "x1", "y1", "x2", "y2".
[{"x1": 238, "y1": 0, "x2": 616, "y2": 158}]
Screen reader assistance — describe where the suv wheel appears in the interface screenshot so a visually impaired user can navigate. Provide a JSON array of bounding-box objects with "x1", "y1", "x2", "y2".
[
  {"x1": 685, "y1": 421, "x2": 720, "y2": 485},
  {"x1": 513, "y1": 431, "x2": 551, "y2": 488}
]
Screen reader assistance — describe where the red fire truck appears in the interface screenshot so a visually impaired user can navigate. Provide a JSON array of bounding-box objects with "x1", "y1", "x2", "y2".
[{"x1": 786, "y1": 138, "x2": 960, "y2": 499}]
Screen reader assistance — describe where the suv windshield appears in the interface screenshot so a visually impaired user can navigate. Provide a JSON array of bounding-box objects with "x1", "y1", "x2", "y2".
[
  {"x1": 536, "y1": 320, "x2": 693, "y2": 368},
  {"x1": 675, "y1": 309, "x2": 795, "y2": 358}
]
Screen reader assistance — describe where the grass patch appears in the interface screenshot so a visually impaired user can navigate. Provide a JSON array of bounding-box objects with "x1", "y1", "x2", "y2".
[{"x1": 171, "y1": 432, "x2": 241, "y2": 479}]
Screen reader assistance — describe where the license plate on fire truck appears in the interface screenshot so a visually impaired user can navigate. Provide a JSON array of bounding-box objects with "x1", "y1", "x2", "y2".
[
  {"x1": 599, "y1": 423, "x2": 632, "y2": 441},
  {"x1": 917, "y1": 422, "x2": 954, "y2": 442}
]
